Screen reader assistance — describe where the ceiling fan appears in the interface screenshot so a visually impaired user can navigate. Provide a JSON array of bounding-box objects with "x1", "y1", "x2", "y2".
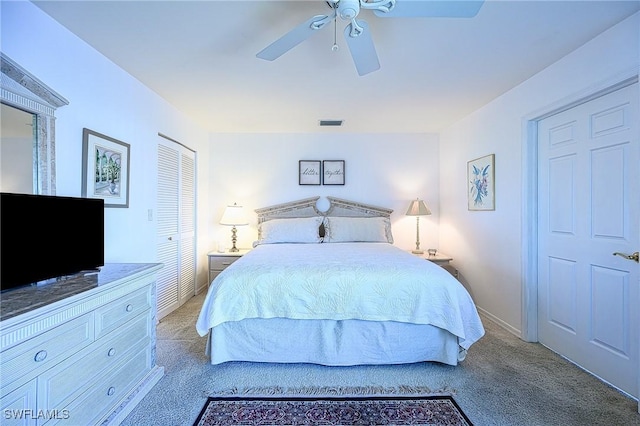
[{"x1": 256, "y1": 0, "x2": 485, "y2": 76}]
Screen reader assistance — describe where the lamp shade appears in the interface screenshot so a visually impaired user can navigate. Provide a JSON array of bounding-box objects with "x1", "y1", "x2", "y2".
[
  {"x1": 405, "y1": 199, "x2": 431, "y2": 216},
  {"x1": 219, "y1": 203, "x2": 248, "y2": 226}
]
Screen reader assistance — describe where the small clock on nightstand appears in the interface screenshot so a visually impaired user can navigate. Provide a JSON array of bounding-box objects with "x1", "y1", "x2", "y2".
[
  {"x1": 207, "y1": 249, "x2": 250, "y2": 286},
  {"x1": 413, "y1": 250, "x2": 459, "y2": 279},
  {"x1": 425, "y1": 251, "x2": 453, "y2": 267}
]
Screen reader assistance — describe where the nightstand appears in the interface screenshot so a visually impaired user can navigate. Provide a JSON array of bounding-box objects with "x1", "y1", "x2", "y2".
[
  {"x1": 425, "y1": 252, "x2": 453, "y2": 267},
  {"x1": 208, "y1": 249, "x2": 250, "y2": 286},
  {"x1": 418, "y1": 252, "x2": 459, "y2": 279}
]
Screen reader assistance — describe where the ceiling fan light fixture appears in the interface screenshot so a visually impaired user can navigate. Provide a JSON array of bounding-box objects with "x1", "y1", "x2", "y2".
[
  {"x1": 257, "y1": 0, "x2": 485, "y2": 76},
  {"x1": 338, "y1": 0, "x2": 360, "y2": 20},
  {"x1": 340, "y1": 7, "x2": 358, "y2": 20},
  {"x1": 319, "y1": 119, "x2": 344, "y2": 127}
]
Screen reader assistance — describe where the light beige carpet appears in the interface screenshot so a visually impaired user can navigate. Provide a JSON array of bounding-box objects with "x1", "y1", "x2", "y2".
[{"x1": 122, "y1": 292, "x2": 640, "y2": 426}]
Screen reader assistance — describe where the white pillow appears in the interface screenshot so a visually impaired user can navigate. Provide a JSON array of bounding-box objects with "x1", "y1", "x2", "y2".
[
  {"x1": 324, "y1": 216, "x2": 393, "y2": 243},
  {"x1": 258, "y1": 216, "x2": 323, "y2": 244}
]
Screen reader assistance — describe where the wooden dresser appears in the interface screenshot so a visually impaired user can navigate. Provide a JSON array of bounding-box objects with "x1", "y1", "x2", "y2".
[{"x1": 0, "y1": 263, "x2": 164, "y2": 425}]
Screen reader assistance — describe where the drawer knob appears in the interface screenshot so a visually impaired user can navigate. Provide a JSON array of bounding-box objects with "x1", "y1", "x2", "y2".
[
  {"x1": 107, "y1": 386, "x2": 116, "y2": 396},
  {"x1": 125, "y1": 304, "x2": 134, "y2": 312},
  {"x1": 34, "y1": 350, "x2": 47, "y2": 362},
  {"x1": 107, "y1": 347, "x2": 116, "y2": 357}
]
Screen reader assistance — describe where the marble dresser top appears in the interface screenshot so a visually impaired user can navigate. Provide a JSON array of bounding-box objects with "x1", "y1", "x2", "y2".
[{"x1": 0, "y1": 263, "x2": 162, "y2": 322}]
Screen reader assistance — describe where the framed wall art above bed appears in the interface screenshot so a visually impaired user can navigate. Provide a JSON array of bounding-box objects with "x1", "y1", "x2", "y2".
[
  {"x1": 322, "y1": 160, "x2": 345, "y2": 185},
  {"x1": 298, "y1": 160, "x2": 321, "y2": 185}
]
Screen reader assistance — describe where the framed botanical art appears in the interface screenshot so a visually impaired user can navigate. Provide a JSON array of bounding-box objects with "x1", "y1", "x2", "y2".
[
  {"x1": 82, "y1": 128, "x2": 130, "y2": 207},
  {"x1": 322, "y1": 160, "x2": 345, "y2": 185},
  {"x1": 299, "y1": 160, "x2": 321, "y2": 185},
  {"x1": 467, "y1": 154, "x2": 494, "y2": 211}
]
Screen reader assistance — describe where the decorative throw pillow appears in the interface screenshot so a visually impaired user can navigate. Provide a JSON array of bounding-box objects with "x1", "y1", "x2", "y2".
[
  {"x1": 324, "y1": 216, "x2": 393, "y2": 243},
  {"x1": 258, "y1": 216, "x2": 324, "y2": 244}
]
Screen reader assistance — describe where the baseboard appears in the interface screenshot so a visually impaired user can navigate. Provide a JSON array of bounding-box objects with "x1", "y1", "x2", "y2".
[{"x1": 476, "y1": 306, "x2": 522, "y2": 338}]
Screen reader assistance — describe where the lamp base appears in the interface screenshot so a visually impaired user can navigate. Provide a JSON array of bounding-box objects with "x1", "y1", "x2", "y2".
[
  {"x1": 412, "y1": 216, "x2": 424, "y2": 256},
  {"x1": 229, "y1": 226, "x2": 239, "y2": 252}
]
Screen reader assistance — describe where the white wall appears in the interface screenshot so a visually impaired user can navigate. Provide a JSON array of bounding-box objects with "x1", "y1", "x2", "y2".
[
  {"x1": 208, "y1": 133, "x2": 440, "y2": 253},
  {"x1": 439, "y1": 12, "x2": 640, "y2": 335},
  {"x1": 2, "y1": 1, "x2": 212, "y2": 285}
]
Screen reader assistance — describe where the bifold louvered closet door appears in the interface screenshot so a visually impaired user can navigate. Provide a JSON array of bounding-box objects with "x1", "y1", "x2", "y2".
[{"x1": 156, "y1": 136, "x2": 196, "y2": 320}]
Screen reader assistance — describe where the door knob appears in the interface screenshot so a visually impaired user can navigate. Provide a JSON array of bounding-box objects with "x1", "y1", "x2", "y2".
[{"x1": 612, "y1": 251, "x2": 639, "y2": 263}]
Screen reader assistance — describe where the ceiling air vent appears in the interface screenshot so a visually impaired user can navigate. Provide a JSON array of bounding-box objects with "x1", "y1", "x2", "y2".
[{"x1": 319, "y1": 119, "x2": 344, "y2": 127}]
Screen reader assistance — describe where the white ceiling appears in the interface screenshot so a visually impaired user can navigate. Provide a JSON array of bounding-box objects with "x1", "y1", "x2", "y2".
[{"x1": 32, "y1": 0, "x2": 640, "y2": 133}]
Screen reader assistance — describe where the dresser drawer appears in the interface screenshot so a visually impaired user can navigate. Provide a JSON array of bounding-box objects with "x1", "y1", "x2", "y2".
[
  {"x1": 94, "y1": 286, "x2": 150, "y2": 339},
  {"x1": 0, "y1": 380, "x2": 37, "y2": 426},
  {"x1": 209, "y1": 256, "x2": 241, "y2": 271},
  {"x1": 51, "y1": 344, "x2": 150, "y2": 426},
  {"x1": 39, "y1": 313, "x2": 151, "y2": 410},
  {"x1": 1, "y1": 313, "x2": 94, "y2": 391},
  {"x1": 209, "y1": 270, "x2": 223, "y2": 283}
]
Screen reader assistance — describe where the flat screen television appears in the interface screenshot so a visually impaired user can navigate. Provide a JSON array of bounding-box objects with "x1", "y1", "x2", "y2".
[{"x1": 1, "y1": 192, "x2": 104, "y2": 291}]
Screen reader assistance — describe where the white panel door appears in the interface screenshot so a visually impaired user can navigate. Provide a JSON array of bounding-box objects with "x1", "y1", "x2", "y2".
[
  {"x1": 156, "y1": 138, "x2": 196, "y2": 319},
  {"x1": 538, "y1": 83, "x2": 639, "y2": 398}
]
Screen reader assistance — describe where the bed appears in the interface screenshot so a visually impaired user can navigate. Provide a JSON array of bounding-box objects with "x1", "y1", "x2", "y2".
[{"x1": 196, "y1": 196, "x2": 485, "y2": 366}]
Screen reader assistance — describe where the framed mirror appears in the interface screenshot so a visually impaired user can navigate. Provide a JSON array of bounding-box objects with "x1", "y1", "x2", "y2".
[
  {"x1": 1, "y1": 103, "x2": 36, "y2": 194},
  {"x1": 0, "y1": 52, "x2": 69, "y2": 195}
]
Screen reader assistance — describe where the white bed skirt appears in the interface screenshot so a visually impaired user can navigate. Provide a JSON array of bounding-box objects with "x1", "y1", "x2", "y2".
[{"x1": 206, "y1": 318, "x2": 464, "y2": 366}]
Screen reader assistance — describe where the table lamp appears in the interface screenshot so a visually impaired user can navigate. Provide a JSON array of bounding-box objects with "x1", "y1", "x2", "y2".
[
  {"x1": 219, "y1": 203, "x2": 248, "y2": 252},
  {"x1": 406, "y1": 198, "x2": 431, "y2": 254}
]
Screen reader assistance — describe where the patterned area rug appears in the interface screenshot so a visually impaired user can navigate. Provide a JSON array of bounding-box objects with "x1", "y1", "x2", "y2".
[{"x1": 193, "y1": 395, "x2": 472, "y2": 425}]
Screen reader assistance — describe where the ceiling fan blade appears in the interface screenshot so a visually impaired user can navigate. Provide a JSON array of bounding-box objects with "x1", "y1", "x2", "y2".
[
  {"x1": 257, "y1": 15, "x2": 333, "y2": 61},
  {"x1": 343, "y1": 20, "x2": 380, "y2": 76},
  {"x1": 373, "y1": 0, "x2": 484, "y2": 18}
]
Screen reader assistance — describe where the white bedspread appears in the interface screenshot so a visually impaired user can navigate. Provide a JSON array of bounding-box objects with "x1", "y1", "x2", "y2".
[{"x1": 196, "y1": 243, "x2": 484, "y2": 350}]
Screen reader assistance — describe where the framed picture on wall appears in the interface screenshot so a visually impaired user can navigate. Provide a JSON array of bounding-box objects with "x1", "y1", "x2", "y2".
[
  {"x1": 467, "y1": 154, "x2": 494, "y2": 211},
  {"x1": 82, "y1": 128, "x2": 130, "y2": 208},
  {"x1": 322, "y1": 160, "x2": 345, "y2": 185},
  {"x1": 299, "y1": 160, "x2": 321, "y2": 185}
]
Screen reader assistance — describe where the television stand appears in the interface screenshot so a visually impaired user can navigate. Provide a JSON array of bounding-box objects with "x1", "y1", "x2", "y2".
[{"x1": 0, "y1": 263, "x2": 164, "y2": 425}]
